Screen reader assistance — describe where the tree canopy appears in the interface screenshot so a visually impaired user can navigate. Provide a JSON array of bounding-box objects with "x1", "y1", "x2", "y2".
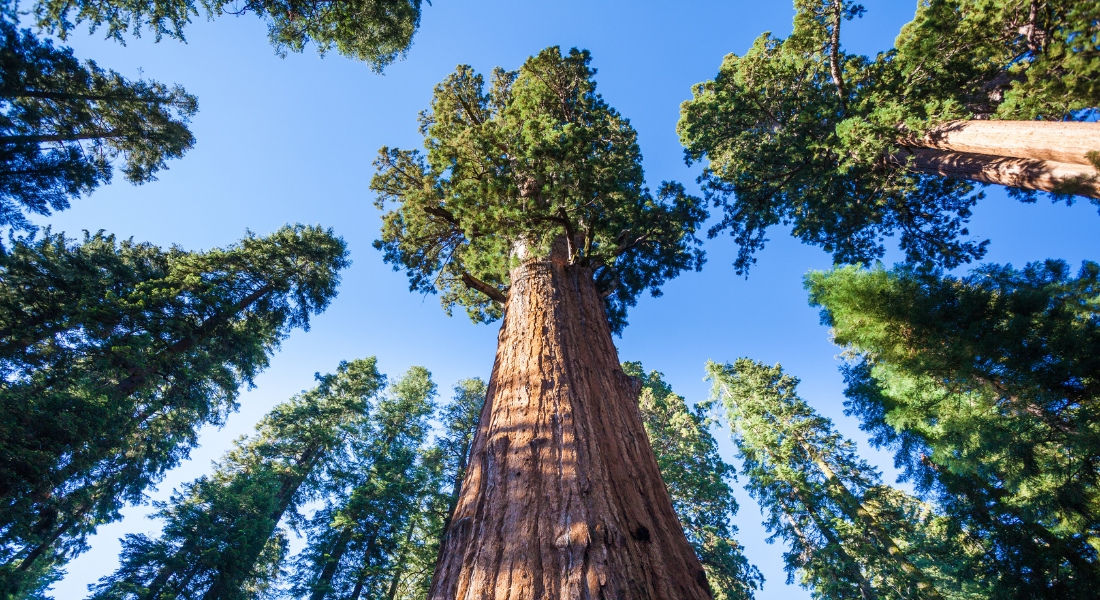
[
  {"x1": 372, "y1": 46, "x2": 705, "y2": 332},
  {"x1": 0, "y1": 17, "x2": 196, "y2": 233},
  {"x1": 90, "y1": 357, "x2": 387, "y2": 600},
  {"x1": 27, "y1": 0, "x2": 426, "y2": 71},
  {"x1": 708, "y1": 358, "x2": 987, "y2": 600},
  {"x1": 0, "y1": 224, "x2": 348, "y2": 596},
  {"x1": 808, "y1": 261, "x2": 1100, "y2": 594},
  {"x1": 678, "y1": 0, "x2": 1099, "y2": 272}
]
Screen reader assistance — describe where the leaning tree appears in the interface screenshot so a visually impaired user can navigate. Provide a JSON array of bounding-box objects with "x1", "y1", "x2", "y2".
[
  {"x1": 679, "y1": 0, "x2": 1099, "y2": 271},
  {"x1": 371, "y1": 46, "x2": 717, "y2": 599}
]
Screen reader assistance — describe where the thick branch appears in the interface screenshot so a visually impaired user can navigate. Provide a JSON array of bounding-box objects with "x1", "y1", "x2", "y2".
[
  {"x1": 460, "y1": 271, "x2": 506, "y2": 304},
  {"x1": 902, "y1": 120, "x2": 1100, "y2": 167},
  {"x1": 899, "y1": 148, "x2": 1100, "y2": 198},
  {"x1": 1, "y1": 132, "x2": 133, "y2": 145}
]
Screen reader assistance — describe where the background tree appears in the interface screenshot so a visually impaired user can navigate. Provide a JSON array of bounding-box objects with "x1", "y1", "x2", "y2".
[
  {"x1": 0, "y1": 17, "x2": 196, "y2": 234},
  {"x1": 807, "y1": 262, "x2": 1100, "y2": 595},
  {"x1": 624, "y1": 361, "x2": 763, "y2": 600},
  {"x1": 287, "y1": 366, "x2": 436, "y2": 600},
  {"x1": 89, "y1": 357, "x2": 386, "y2": 600},
  {"x1": 678, "y1": 0, "x2": 1099, "y2": 272},
  {"x1": 0, "y1": 224, "x2": 348, "y2": 596},
  {"x1": 379, "y1": 378, "x2": 486, "y2": 600},
  {"x1": 372, "y1": 46, "x2": 715, "y2": 599},
  {"x1": 27, "y1": 0, "x2": 426, "y2": 71},
  {"x1": 707, "y1": 358, "x2": 986, "y2": 600}
]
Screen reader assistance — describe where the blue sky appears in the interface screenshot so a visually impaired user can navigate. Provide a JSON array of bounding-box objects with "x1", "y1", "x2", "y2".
[{"x1": 25, "y1": 0, "x2": 1099, "y2": 597}]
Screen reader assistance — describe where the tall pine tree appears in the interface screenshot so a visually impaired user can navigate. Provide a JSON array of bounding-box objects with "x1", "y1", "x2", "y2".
[
  {"x1": 807, "y1": 261, "x2": 1100, "y2": 595},
  {"x1": 708, "y1": 358, "x2": 985, "y2": 600},
  {"x1": 0, "y1": 224, "x2": 349, "y2": 595},
  {"x1": 0, "y1": 17, "x2": 196, "y2": 233},
  {"x1": 90, "y1": 357, "x2": 386, "y2": 600},
  {"x1": 288, "y1": 366, "x2": 437, "y2": 600}
]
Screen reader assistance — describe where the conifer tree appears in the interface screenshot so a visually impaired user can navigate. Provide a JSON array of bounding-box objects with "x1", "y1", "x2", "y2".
[
  {"x1": 372, "y1": 46, "x2": 713, "y2": 599},
  {"x1": 707, "y1": 358, "x2": 984, "y2": 600},
  {"x1": 0, "y1": 225, "x2": 348, "y2": 596},
  {"x1": 27, "y1": 0, "x2": 425, "y2": 71},
  {"x1": 0, "y1": 17, "x2": 196, "y2": 233},
  {"x1": 89, "y1": 357, "x2": 386, "y2": 600},
  {"x1": 624, "y1": 362, "x2": 763, "y2": 600},
  {"x1": 807, "y1": 262, "x2": 1100, "y2": 594},
  {"x1": 373, "y1": 378, "x2": 486, "y2": 600},
  {"x1": 679, "y1": 0, "x2": 1099, "y2": 272},
  {"x1": 288, "y1": 366, "x2": 436, "y2": 600}
]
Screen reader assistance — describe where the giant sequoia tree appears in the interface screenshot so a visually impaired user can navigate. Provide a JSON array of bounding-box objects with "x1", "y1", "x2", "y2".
[
  {"x1": 0, "y1": 17, "x2": 196, "y2": 232},
  {"x1": 679, "y1": 0, "x2": 1099, "y2": 271},
  {"x1": 371, "y1": 46, "x2": 715, "y2": 599},
  {"x1": 0, "y1": 224, "x2": 348, "y2": 596},
  {"x1": 808, "y1": 262, "x2": 1100, "y2": 594}
]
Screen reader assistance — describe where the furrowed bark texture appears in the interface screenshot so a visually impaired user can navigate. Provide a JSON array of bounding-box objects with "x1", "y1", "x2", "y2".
[
  {"x1": 902, "y1": 148, "x2": 1100, "y2": 198},
  {"x1": 909, "y1": 120, "x2": 1100, "y2": 166},
  {"x1": 898, "y1": 120, "x2": 1100, "y2": 199},
  {"x1": 428, "y1": 251, "x2": 712, "y2": 600}
]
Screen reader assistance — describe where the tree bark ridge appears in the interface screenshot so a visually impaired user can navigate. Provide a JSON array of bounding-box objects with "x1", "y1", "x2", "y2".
[{"x1": 428, "y1": 246, "x2": 712, "y2": 600}]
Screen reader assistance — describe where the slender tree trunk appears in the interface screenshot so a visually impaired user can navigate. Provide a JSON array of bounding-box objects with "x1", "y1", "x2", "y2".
[
  {"x1": 385, "y1": 520, "x2": 419, "y2": 600},
  {"x1": 803, "y1": 448, "x2": 945, "y2": 600},
  {"x1": 783, "y1": 493, "x2": 877, "y2": 600},
  {"x1": 897, "y1": 120, "x2": 1100, "y2": 198},
  {"x1": 428, "y1": 243, "x2": 712, "y2": 600},
  {"x1": 310, "y1": 527, "x2": 354, "y2": 600}
]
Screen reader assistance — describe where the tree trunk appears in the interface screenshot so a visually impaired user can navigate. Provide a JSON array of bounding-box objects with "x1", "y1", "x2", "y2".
[
  {"x1": 803, "y1": 448, "x2": 944, "y2": 600},
  {"x1": 897, "y1": 120, "x2": 1100, "y2": 198},
  {"x1": 310, "y1": 527, "x2": 354, "y2": 600},
  {"x1": 907, "y1": 120, "x2": 1100, "y2": 167},
  {"x1": 902, "y1": 149, "x2": 1100, "y2": 198},
  {"x1": 428, "y1": 243, "x2": 712, "y2": 600}
]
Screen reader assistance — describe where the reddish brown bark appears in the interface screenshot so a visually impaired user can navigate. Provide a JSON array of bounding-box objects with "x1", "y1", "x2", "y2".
[
  {"x1": 901, "y1": 148, "x2": 1100, "y2": 198},
  {"x1": 907, "y1": 120, "x2": 1100, "y2": 167},
  {"x1": 428, "y1": 245, "x2": 712, "y2": 600},
  {"x1": 896, "y1": 120, "x2": 1100, "y2": 198}
]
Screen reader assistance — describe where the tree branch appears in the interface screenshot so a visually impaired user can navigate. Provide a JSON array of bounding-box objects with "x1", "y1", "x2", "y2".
[
  {"x1": 827, "y1": 1, "x2": 848, "y2": 112},
  {"x1": 460, "y1": 271, "x2": 507, "y2": 304}
]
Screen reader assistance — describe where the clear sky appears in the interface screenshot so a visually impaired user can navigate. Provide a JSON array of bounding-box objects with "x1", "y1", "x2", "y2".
[{"x1": 27, "y1": 0, "x2": 1099, "y2": 597}]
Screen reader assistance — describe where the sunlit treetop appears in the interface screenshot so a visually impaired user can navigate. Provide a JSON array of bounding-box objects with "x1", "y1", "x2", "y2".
[
  {"x1": 679, "y1": 0, "x2": 1098, "y2": 273},
  {"x1": 372, "y1": 47, "x2": 705, "y2": 332},
  {"x1": 29, "y1": 0, "x2": 425, "y2": 71}
]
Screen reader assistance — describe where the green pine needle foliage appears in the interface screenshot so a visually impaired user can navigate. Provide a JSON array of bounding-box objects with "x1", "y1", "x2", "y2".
[
  {"x1": 28, "y1": 0, "x2": 424, "y2": 71},
  {"x1": 89, "y1": 358, "x2": 387, "y2": 600},
  {"x1": 708, "y1": 358, "x2": 989, "y2": 600},
  {"x1": 0, "y1": 17, "x2": 197, "y2": 233},
  {"x1": 679, "y1": 0, "x2": 1098, "y2": 272},
  {"x1": 807, "y1": 261, "x2": 1100, "y2": 595},
  {"x1": 372, "y1": 47, "x2": 705, "y2": 332},
  {"x1": 0, "y1": 225, "x2": 348, "y2": 597}
]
